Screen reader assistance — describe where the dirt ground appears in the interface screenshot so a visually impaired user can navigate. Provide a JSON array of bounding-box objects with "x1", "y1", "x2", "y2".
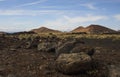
[{"x1": 0, "y1": 36, "x2": 120, "y2": 77}]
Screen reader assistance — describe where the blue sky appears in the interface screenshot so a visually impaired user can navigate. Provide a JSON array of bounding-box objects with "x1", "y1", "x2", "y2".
[{"x1": 0, "y1": 0, "x2": 120, "y2": 32}]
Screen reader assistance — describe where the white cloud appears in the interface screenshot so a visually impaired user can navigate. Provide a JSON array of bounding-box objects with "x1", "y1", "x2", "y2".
[
  {"x1": 0, "y1": 27, "x2": 24, "y2": 32},
  {"x1": 42, "y1": 15, "x2": 108, "y2": 31},
  {"x1": 100, "y1": 0, "x2": 120, "y2": 3},
  {"x1": 0, "y1": 21, "x2": 36, "y2": 32},
  {"x1": 16, "y1": 0, "x2": 47, "y2": 7},
  {"x1": 0, "y1": 10, "x2": 63, "y2": 16},
  {"x1": 81, "y1": 3, "x2": 97, "y2": 10},
  {"x1": 0, "y1": 10, "x2": 24, "y2": 15},
  {"x1": 38, "y1": 6, "x2": 57, "y2": 9},
  {"x1": 114, "y1": 14, "x2": 120, "y2": 20},
  {"x1": 64, "y1": 15, "x2": 107, "y2": 23},
  {"x1": 0, "y1": 0, "x2": 5, "y2": 1}
]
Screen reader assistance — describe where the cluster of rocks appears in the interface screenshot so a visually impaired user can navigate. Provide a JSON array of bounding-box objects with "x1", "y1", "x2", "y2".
[
  {"x1": 14, "y1": 35, "x2": 96, "y2": 75},
  {"x1": 9, "y1": 35, "x2": 96, "y2": 75},
  {"x1": 54, "y1": 39, "x2": 96, "y2": 75},
  {"x1": 14, "y1": 34, "x2": 59, "y2": 50},
  {"x1": 54, "y1": 39, "x2": 120, "y2": 77}
]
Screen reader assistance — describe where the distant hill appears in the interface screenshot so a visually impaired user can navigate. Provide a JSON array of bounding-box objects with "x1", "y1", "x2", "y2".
[
  {"x1": 72, "y1": 24, "x2": 116, "y2": 34},
  {"x1": 31, "y1": 27, "x2": 61, "y2": 33},
  {"x1": 0, "y1": 31, "x2": 7, "y2": 35},
  {"x1": 0, "y1": 31, "x2": 7, "y2": 36}
]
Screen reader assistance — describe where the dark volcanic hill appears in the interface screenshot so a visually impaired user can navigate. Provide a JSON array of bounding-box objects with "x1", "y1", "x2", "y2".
[
  {"x1": 31, "y1": 27, "x2": 61, "y2": 33},
  {"x1": 72, "y1": 24, "x2": 116, "y2": 34}
]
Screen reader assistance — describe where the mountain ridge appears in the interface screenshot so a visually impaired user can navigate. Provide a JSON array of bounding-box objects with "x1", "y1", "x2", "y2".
[
  {"x1": 0, "y1": 24, "x2": 118, "y2": 34},
  {"x1": 72, "y1": 24, "x2": 116, "y2": 34}
]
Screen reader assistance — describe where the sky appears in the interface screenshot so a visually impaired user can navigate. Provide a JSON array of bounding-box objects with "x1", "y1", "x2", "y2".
[{"x1": 0, "y1": 0, "x2": 120, "y2": 32}]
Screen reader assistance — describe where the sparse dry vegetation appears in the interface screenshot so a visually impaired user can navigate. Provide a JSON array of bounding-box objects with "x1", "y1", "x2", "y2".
[{"x1": 10, "y1": 32, "x2": 120, "y2": 40}]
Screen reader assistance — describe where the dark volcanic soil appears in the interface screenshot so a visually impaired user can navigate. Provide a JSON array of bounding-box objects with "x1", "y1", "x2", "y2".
[{"x1": 0, "y1": 36, "x2": 120, "y2": 77}]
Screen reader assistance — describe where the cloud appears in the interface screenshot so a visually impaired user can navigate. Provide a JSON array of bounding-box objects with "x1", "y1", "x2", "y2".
[
  {"x1": 0, "y1": 10, "x2": 63, "y2": 16},
  {"x1": 0, "y1": 26, "x2": 25, "y2": 32},
  {"x1": 0, "y1": 21, "x2": 37, "y2": 32},
  {"x1": 16, "y1": 0, "x2": 47, "y2": 7},
  {"x1": 64, "y1": 15, "x2": 107, "y2": 23},
  {"x1": 38, "y1": 6, "x2": 57, "y2": 9},
  {"x1": 81, "y1": 3, "x2": 97, "y2": 10},
  {"x1": 100, "y1": 0, "x2": 120, "y2": 2},
  {"x1": 0, "y1": 0, "x2": 5, "y2": 1},
  {"x1": 114, "y1": 14, "x2": 120, "y2": 20},
  {"x1": 0, "y1": 10, "x2": 24, "y2": 15},
  {"x1": 42, "y1": 15, "x2": 108, "y2": 31},
  {"x1": 0, "y1": 27, "x2": 18, "y2": 32}
]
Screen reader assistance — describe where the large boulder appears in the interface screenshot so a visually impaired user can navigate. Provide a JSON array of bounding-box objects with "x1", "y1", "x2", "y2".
[
  {"x1": 55, "y1": 52, "x2": 92, "y2": 74},
  {"x1": 70, "y1": 45, "x2": 95, "y2": 56},
  {"x1": 55, "y1": 40, "x2": 94, "y2": 57},
  {"x1": 55, "y1": 40, "x2": 77, "y2": 57}
]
